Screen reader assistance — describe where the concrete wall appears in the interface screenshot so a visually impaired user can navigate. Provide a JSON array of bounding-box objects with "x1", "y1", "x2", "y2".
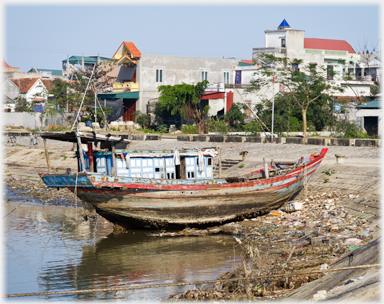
[
  {"x1": 137, "y1": 54, "x2": 238, "y2": 113},
  {"x1": 3, "y1": 112, "x2": 74, "y2": 130},
  {"x1": 3, "y1": 78, "x2": 20, "y2": 101},
  {"x1": 265, "y1": 31, "x2": 283, "y2": 49},
  {"x1": 286, "y1": 30, "x2": 305, "y2": 57},
  {"x1": 3, "y1": 112, "x2": 42, "y2": 129}
]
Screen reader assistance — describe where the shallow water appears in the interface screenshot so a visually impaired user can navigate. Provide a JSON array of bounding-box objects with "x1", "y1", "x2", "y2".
[{"x1": 4, "y1": 187, "x2": 239, "y2": 301}]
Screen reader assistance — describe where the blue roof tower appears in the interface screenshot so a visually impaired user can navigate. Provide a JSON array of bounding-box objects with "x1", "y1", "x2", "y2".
[{"x1": 278, "y1": 19, "x2": 290, "y2": 30}]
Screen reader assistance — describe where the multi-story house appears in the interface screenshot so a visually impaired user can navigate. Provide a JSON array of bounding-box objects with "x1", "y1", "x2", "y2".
[
  {"x1": 97, "y1": 41, "x2": 239, "y2": 122},
  {"x1": 230, "y1": 20, "x2": 381, "y2": 133}
]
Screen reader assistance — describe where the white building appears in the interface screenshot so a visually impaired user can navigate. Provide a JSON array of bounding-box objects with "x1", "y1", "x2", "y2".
[{"x1": 3, "y1": 78, "x2": 54, "y2": 112}]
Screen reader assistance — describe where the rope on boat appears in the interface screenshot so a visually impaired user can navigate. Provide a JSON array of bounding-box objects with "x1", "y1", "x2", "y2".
[{"x1": 4, "y1": 264, "x2": 380, "y2": 298}]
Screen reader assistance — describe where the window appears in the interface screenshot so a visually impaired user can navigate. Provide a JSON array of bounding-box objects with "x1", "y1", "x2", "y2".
[
  {"x1": 223, "y1": 71, "x2": 230, "y2": 84},
  {"x1": 201, "y1": 70, "x2": 208, "y2": 81},
  {"x1": 309, "y1": 63, "x2": 317, "y2": 70},
  {"x1": 156, "y1": 69, "x2": 163, "y2": 83},
  {"x1": 327, "y1": 65, "x2": 334, "y2": 80},
  {"x1": 281, "y1": 38, "x2": 286, "y2": 48}
]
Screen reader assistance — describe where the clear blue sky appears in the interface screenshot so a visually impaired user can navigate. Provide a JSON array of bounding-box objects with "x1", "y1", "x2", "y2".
[{"x1": 3, "y1": 3, "x2": 381, "y2": 72}]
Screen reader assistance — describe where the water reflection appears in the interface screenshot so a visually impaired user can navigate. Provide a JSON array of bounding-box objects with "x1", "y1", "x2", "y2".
[{"x1": 4, "y1": 192, "x2": 238, "y2": 301}]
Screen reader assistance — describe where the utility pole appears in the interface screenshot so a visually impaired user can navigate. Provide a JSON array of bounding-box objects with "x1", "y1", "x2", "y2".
[{"x1": 94, "y1": 87, "x2": 97, "y2": 126}]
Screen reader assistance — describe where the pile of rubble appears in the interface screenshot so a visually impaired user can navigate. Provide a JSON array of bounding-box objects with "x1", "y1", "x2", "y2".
[{"x1": 167, "y1": 191, "x2": 376, "y2": 300}]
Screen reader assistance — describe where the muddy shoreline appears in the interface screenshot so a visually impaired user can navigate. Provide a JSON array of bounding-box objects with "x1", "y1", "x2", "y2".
[{"x1": 3, "y1": 140, "x2": 381, "y2": 301}]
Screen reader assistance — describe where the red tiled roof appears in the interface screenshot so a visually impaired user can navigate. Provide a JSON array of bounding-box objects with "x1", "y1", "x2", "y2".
[
  {"x1": 304, "y1": 38, "x2": 355, "y2": 53},
  {"x1": 3, "y1": 60, "x2": 10, "y2": 68},
  {"x1": 123, "y1": 42, "x2": 141, "y2": 58},
  {"x1": 240, "y1": 60, "x2": 253, "y2": 65},
  {"x1": 41, "y1": 79, "x2": 54, "y2": 91},
  {"x1": 113, "y1": 41, "x2": 141, "y2": 59},
  {"x1": 10, "y1": 78, "x2": 53, "y2": 94}
]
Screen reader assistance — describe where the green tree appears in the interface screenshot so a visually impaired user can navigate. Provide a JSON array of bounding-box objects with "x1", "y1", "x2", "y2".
[
  {"x1": 248, "y1": 54, "x2": 344, "y2": 137},
  {"x1": 46, "y1": 60, "x2": 116, "y2": 128},
  {"x1": 157, "y1": 80, "x2": 209, "y2": 134},
  {"x1": 224, "y1": 103, "x2": 247, "y2": 131},
  {"x1": 14, "y1": 97, "x2": 35, "y2": 113}
]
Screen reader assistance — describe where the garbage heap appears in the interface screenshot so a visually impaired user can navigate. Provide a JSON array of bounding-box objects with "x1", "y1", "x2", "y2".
[{"x1": 167, "y1": 190, "x2": 376, "y2": 301}]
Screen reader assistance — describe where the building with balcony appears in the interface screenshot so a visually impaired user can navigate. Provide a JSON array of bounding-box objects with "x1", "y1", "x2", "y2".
[{"x1": 97, "y1": 41, "x2": 239, "y2": 122}]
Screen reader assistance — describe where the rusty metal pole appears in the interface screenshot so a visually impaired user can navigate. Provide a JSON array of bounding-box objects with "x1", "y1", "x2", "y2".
[
  {"x1": 112, "y1": 146, "x2": 117, "y2": 177},
  {"x1": 87, "y1": 142, "x2": 94, "y2": 172},
  {"x1": 43, "y1": 138, "x2": 51, "y2": 174}
]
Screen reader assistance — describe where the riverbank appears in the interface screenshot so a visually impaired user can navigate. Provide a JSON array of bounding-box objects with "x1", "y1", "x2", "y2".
[{"x1": 3, "y1": 139, "x2": 381, "y2": 301}]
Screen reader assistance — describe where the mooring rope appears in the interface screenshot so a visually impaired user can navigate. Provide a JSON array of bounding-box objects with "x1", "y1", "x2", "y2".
[{"x1": 4, "y1": 264, "x2": 380, "y2": 298}]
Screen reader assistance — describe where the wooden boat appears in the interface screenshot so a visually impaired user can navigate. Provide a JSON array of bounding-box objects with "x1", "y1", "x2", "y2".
[{"x1": 39, "y1": 131, "x2": 328, "y2": 229}]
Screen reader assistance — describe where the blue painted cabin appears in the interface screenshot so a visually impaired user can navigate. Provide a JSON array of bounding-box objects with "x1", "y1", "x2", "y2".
[{"x1": 82, "y1": 150, "x2": 215, "y2": 180}]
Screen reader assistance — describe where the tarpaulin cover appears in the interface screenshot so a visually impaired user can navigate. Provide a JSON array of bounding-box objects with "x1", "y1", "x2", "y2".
[
  {"x1": 117, "y1": 66, "x2": 136, "y2": 82},
  {"x1": 235, "y1": 71, "x2": 242, "y2": 84},
  {"x1": 91, "y1": 98, "x2": 124, "y2": 121}
]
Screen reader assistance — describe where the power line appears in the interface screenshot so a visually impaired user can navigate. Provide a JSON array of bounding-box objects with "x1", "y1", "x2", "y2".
[{"x1": 6, "y1": 47, "x2": 112, "y2": 57}]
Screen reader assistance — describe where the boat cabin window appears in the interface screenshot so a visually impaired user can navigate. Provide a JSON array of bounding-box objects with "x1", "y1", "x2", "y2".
[{"x1": 86, "y1": 152, "x2": 215, "y2": 180}]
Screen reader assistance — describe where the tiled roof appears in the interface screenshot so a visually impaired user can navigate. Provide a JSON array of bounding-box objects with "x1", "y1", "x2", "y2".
[
  {"x1": 123, "y1": 42, "x2": 141, "y2": 58},
  {"x1": 3, "y1": 60, "x2": 10, "y2": 68},
  {"x1": 41, "y1": 79, "x2": 54, "y2": 91},
  {"x1": 113, "y1": 41, "x2": 141, "y2": 59},
  {"x1": 10, "y1": 78, "x2": 54, "y2": 94},
  {"x1": 304, "y1": 38, "x2": 355, "y2": 53},
  {"x1": 240, "y1": 60, "x2": 253, "y2": 65}
]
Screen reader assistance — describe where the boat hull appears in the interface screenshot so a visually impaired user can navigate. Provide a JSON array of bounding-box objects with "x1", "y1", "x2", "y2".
[{"x1": 40, "y1": 149, "x2": 327, "y2": 229}]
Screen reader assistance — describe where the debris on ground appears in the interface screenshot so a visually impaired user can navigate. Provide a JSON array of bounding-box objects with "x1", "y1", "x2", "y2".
[{"x1": 166, "y1": 190, "x2": 376, "y2": 300}]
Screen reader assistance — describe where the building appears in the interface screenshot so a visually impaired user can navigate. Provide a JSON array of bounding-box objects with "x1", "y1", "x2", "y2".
[
  {"x1": 3, "y1": 60, "x2": 19, "y2": 73},
  {"x1": 28, "y1": 68, "x2": 63, "y2": 79},
  {"x1": 356, "y1": 99, "x2": 382, "y2": 136},
  {"x1": 62, "y1": 55, "x2": 111, "y2": 80},
  {"x1": 241, "y1": 20, "x2": 380, "y2": 123},
  {"x1": 97, "y1": 42, "x2": 239, "y2": 122},
  {"x1": 3, "y1": 78, "x2": 54, "y2": 112}
]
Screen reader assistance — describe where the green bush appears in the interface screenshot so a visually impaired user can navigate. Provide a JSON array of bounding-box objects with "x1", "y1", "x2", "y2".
[
  {"x1": 135, "y1": 111, "x2": 151, "y2": 130},
  {"x1": 332, "y1": 121, "x2": 369, "y2": 139},
  {"x1": 143, "y1": 128, "x2": 157, "y2": 134},
  {"x1": 156, "y1": 124, "x2": 168, "y2": 133},
  {"x1": 181, "y1": 125, "x2": 198, "y2": 134},
  {"x1": 206, "y1": 118, "x2": 228, "y2": 134},
  {"x1": 243, "y1": 121, "x2": 260, "y2": 136}
]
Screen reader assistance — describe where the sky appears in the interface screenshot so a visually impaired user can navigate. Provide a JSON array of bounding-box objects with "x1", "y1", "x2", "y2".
[{"x1": 2, "y1": 1, "x2": 382, "y2": 72}]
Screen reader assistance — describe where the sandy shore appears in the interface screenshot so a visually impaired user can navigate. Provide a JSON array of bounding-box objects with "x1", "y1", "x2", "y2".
[{"x1": 3, "y1": 139, "x2": 381, "y2": 301}]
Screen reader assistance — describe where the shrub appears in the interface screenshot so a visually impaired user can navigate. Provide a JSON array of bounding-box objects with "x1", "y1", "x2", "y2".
[
  {"x1": 206, "y1": 118, "x2": 228, "y2": 134},
  {"x1": 156, "y1": 124, "x2": 168, "y2": 133},
  {"x1": 181, "y1": 125, "x2": 198, "y2": 134},
  {"x1": 143, "y1": 128, "x2": 157, "y2": 134},
  {"x1": 243, "y1": 121, "x2": 260, "y2": 136},
  {"x1": 135, "y1": 111, "x2": 151, "y2": 130},
  {"x1": 332, "y1": 121, "x2": 369, "y2": 139}
]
